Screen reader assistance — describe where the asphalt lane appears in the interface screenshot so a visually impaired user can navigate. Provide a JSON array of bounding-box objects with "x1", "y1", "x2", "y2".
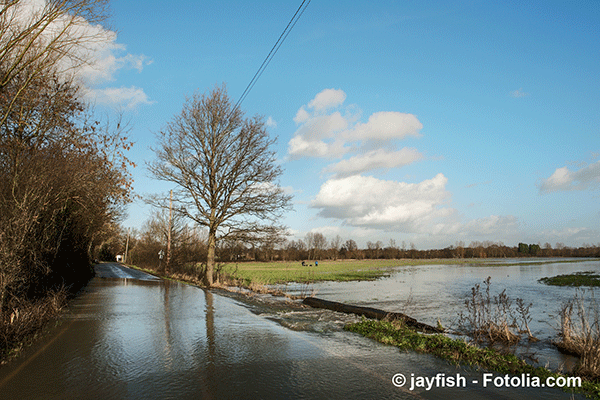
[{"x1": 93, "y1": 262, "x2": 160, "y2": 280}]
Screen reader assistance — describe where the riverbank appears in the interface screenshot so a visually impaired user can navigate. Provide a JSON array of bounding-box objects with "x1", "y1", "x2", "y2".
[{"x1": 345, "y1": 319, "x2": 599, "y2": 398}]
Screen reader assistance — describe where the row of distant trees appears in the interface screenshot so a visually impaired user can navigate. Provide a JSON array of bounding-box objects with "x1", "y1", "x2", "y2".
[{"x1": 114, "y1": 212, "x2": 600, "y2": 270}]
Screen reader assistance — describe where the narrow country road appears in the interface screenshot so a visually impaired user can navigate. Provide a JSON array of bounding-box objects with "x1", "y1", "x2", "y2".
[{"x1": 94, "y1": 262, "x2": 159, "y2": 280}]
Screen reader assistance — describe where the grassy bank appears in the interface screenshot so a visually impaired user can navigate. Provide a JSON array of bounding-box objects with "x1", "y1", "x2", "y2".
[
  {"x1": 345, "y1": 319, "x2": 600, "y2": 397},
  {"x1": 540, "y1": 271, "x2": 600, "y2": 287}
]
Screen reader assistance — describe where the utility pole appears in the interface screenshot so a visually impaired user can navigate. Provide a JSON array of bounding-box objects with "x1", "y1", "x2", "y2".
[
  {"x1": 166, "y1": 189, "x2": 172, "y2": 273},
  {"x1": 124, "y1": 227, "x2": 130, "y2": 264}
]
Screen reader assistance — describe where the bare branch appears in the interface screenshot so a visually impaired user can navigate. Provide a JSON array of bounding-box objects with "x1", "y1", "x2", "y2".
[{"x1": 148, "y1": 84, "x2": 293, "y2": 285}]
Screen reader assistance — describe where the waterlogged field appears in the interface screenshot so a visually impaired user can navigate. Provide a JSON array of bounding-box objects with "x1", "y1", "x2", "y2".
[
  {"x1": 220, "y1": 258, "x2": 594, "y2": 286},
  {"x1": 221, "y1": 258, "x2": 493, "y2": 285}
]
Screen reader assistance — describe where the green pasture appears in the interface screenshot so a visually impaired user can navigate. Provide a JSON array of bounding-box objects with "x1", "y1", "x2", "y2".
[{"x1": 220, "y1": 258, "x2": 488, "y2": 285}]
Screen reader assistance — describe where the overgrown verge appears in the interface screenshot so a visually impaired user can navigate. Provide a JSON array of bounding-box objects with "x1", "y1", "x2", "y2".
[
  {"x1": 345, "y1": 318, "x2": 600, "y2": 397},
  {"x1": 0, "y1": 0, "x2": 134, "y2": 367},
  {"x1": 0, "y1": 289, "x2": 68, "y2": 364}
]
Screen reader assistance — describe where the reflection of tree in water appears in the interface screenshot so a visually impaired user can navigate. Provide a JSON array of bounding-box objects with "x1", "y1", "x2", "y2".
[
  {"x1": 161, "y1": 282, "x2": 173, "y2": 371},
  {"x1": 205, "y1": 290, "x2": 216, "y2": 361},
  {"x1": 204, "y1": 289, "x2": 217, "y2": 393}
]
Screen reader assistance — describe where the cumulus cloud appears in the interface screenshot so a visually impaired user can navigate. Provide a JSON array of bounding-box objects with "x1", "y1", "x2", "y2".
[
  {"x1": 294, "y1": 112, "x2": 348, "y2": 141},
  {"x1": 311, "y1": 173, "x2": 452, "y2": 232},
  {"x1": 538, "y1": 160, "x2": 600, "y2": 193},
  {"x1": 287, "y1": 89, "x2": 424, "y2": 173},
  {"x1": 325, "y1": 148, "x2": 423, "y2": 177},
  {"x1": 287, "y1": 136, "x2": 346, "y2": 159},
  {"x1": 343, "y1": 111, "x2": 423, "y2": 141},
  {"x1": 16, "y1": 0, "x2": 152, "y2": 109},
  {"x1": 293, "y1": 107, "x2": 310, "y2": 124},
  {"x1": 86, "y1": 86, "x2": 153, "y2": 110},
  {"x1": 78, "y1": 47, "x2": 151, "y2": 86},
  {"x1": 307, "y1": 88, "x2": 346, "y2": 111},
  {"x1": 460, "y1": 215, "x2": 520, "y2": 237},
  {"x1": 287, "y1": 111, "x2": 349, "y2": 158},
  {"x1": 266, "y1": 116, "x2": 277, "y2": 128}
]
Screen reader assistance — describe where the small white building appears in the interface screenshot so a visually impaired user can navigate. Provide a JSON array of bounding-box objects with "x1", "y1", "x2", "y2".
[{"x1": 116, "y1": 254, "x2": 123, "y2": 262}]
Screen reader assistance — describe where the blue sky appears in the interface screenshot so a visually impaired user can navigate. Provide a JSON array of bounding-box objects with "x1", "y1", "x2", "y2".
[{"x1": 79, "y1": 0, "x2": 599, "y2": 249}]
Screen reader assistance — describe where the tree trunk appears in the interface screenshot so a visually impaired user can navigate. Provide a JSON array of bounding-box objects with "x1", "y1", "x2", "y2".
[
  {"x1": 205, "y1": 229, "x2": 216, "y2": 286},
  {"x1": 302, "y1": 297, "x2": 443, "y2": 333}
]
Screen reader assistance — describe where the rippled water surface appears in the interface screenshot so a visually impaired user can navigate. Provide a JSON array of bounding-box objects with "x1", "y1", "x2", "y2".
[
  {"x1": 0, "y1": 262, "x2": 592, "y2": 399},
  {"x1": 281, "y1": 259, "x2": 600, "y2": 370}
]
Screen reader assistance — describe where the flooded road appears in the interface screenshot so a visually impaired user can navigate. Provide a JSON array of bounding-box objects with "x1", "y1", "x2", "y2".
[{"x1": 0, "y1": 262, "x2": 587, "y2": 399}]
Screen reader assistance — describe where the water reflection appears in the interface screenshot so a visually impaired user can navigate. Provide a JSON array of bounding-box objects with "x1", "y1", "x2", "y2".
[
  {"x1": 0, "y1": 270, "x2": 589, "y2": 399},
  {"x1": 281, "y1": 259, "x2": 600, "y2": 371}
]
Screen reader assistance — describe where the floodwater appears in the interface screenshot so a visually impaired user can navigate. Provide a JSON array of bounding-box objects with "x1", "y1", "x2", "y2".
[
  {"x1": 0, "y1": 262, "x2": 590, "y2": 399},
  {"x1": 280, "y1": 258, "x2": 600, "y2": 371}
]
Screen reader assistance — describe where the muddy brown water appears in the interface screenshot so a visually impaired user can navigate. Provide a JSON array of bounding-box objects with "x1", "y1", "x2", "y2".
[{"x1": 0, "y1": 262, "x2": 590, "y2": 399}]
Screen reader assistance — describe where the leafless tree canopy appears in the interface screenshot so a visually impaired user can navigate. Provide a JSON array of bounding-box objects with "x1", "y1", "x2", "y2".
[
  {"x1": 148, "y1": 84, "x2": 292, "y2": 285},
  {"x1": 0, "y1": 0, "x2": 111, "y2": 127}
]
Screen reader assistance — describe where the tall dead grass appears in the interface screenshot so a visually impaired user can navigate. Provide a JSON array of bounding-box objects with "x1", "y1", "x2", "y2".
[
  {"x1": 555, "y1": 290, "x2": 600, "y2": 378},
  {"x1": 0, "y1": 288, "x2": 67, "y2": 362},
  {"x1": 458, "y1": 277, "x2": 537, "y2": 345}
]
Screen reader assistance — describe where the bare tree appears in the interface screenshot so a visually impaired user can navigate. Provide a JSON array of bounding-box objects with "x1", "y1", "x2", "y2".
[
  {"x1": 305, "y1": 232, "x2": 315, "y2": 260},
  {"x1": 329, "y1": 235, "x2": 342, "y2": 260},
  {"x1": 312, "y1": 232, "x2": 327, "y2": 260},
  {"x1": 0, "y1": 0, "x2": 111, "y2": 129},
  {"x1": 148, "y1": 84, "x2": 292, "y2": 286}
]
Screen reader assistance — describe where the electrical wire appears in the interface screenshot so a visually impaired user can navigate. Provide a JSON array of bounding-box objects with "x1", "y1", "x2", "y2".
[{"x1": 232, "y1": 0, "x2": 310, "y2": 114}]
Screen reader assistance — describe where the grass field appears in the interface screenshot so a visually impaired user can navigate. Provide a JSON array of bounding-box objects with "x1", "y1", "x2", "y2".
[{"x1": 220, "y1": 258, "x2": 490, "y2": 285}]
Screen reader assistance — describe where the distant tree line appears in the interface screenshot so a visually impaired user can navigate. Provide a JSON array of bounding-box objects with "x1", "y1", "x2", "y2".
[{"x1": 122, "y1": 213, "x2": 600, "y2": 271}]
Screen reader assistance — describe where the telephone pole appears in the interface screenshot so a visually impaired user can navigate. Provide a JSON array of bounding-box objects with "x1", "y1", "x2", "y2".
[
  {"x1": 124, "y1": 227, "x2": 130, "y2": 264},
  {"x1": 166, "y1": 189, "x2": 172, "y2": 273}
]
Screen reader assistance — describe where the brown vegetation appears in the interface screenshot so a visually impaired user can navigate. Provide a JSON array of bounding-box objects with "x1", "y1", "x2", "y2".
[
  {"x1": 555, "y1": 290, "x2": 600, "y2": 378},
  {"x1": 457, "y1": 277, "x2": 537, "y2": 345},
  {"x1": 0, "y1": 0, "x2": 133, "y2": 359}
]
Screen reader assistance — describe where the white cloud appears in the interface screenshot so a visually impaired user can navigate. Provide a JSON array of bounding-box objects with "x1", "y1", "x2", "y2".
[
  {"x1": 266, "y1": 116, "x2": 277, "y2": 128},
  {"x1": 309, "y1": 226, "x2": 344, "y2": 237},
  {"x1": 287, "y1": 89, "x2": 423, "y2": 165},
  {"x1": 540, "y1": 227, "x2": 599, "y2": 244},
  {"x1": 344, "y1": 111, "x2": 423, "y2": 141},
  {"x1": 294, "y1": 112, "x2": 348, "y2": 141},
  {"x1": 294, "y1": 107, "x2": 310, "y2": 124},
  {"x1": 311, "y1": 173, "x2": 452, "y2": 232},
  {"x1": 78, "y1": 48, "x2": 151, "y2": 86},
  {"x1": 307, "y1": 88, "x2": 346, "y2": 111},
  {"x1": 14, "y1": 0, "x2": 152, "y2": 109},
  {"x1": 538, "y1": 160, "x2": 600, "y2": 193},
  {"x1": 460, "y1": 215, "x2": 520, "y2": 237},
  {"x1": 510, "y1": 88, "x2": 529, "y2": 98},
  {"x1": 287, "y1": 136, "x2": 347, "y2": 159},
  {"x1": 325, "y1": 148, "x2": 423, "y2": 177},
  {"x1": 86, "y1": 86, "x2": 153, "y2": 109}
]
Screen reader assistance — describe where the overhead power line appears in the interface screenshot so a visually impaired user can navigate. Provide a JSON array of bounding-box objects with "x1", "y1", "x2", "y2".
[{"x1": 232, "y1": 0, "x2": 310, "y2": 113}]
